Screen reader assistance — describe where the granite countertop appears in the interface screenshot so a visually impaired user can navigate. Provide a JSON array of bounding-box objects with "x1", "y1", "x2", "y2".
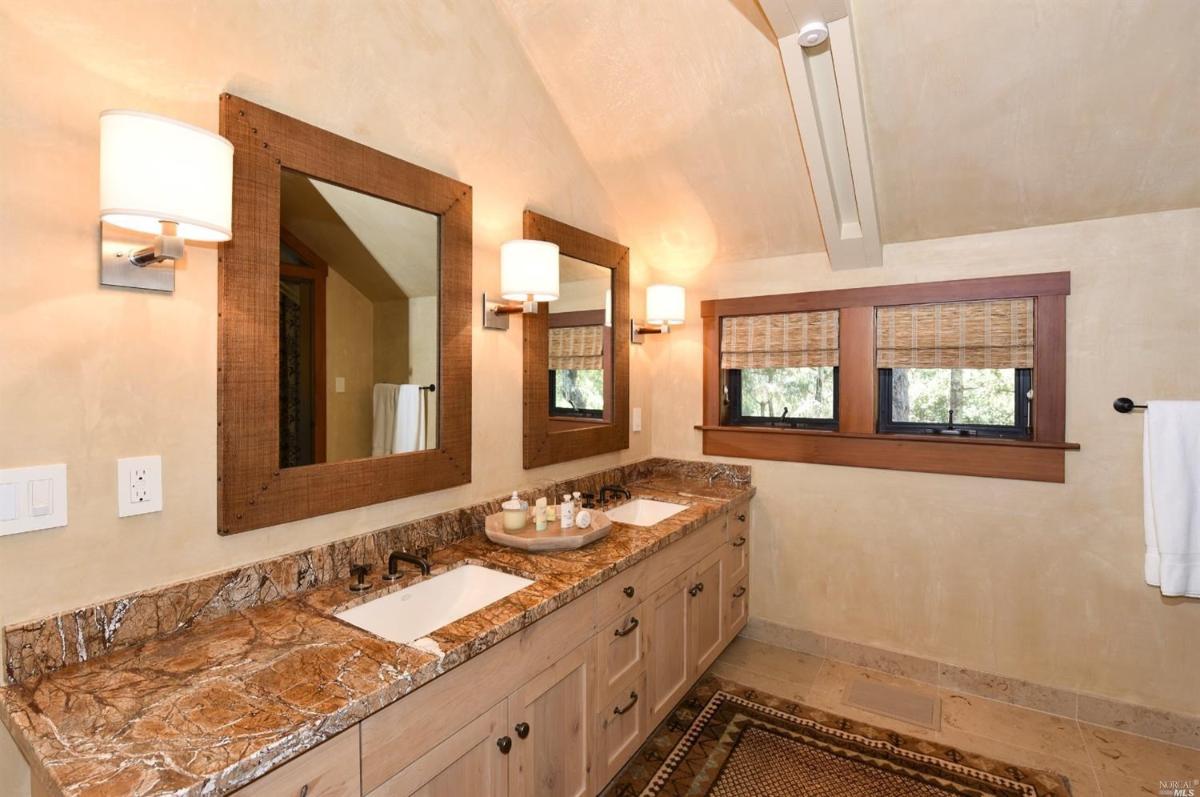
[{"x1": 0, "y1": 477, "x2": 754, "y2": 797}]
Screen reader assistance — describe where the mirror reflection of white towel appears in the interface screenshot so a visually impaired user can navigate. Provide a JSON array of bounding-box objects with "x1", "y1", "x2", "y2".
[{"x1": 372, "y1": 384, "x2": 426, "y2": 455}]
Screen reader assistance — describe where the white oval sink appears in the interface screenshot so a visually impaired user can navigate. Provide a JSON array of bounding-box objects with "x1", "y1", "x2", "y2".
[
  {"x1": 335, "y1": 564, "x2": 533, "y2": 644},
  {"x1": 604, "y1": 498, "x2": 687, "y2": 527}
]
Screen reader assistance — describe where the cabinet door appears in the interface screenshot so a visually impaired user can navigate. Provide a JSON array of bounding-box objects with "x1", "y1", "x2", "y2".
[
  {"x1": 646, "y1": 570, "x2": 692, "y2": 726},
  {"x1": 507, "y1": 640, "x2": 593, "y2": 797},
  {"x1": 368, "y1": 702, "x2": 508, "y2": 797},
  {"x1": 594, "y1": 670, "x2": 649, "y2": 787},
  {"x1": 235, "y1": 726, "x2": 360, "y2": 797},
  {"x1": 688, "y1": 547, "x2": 725, "y2": 677}
]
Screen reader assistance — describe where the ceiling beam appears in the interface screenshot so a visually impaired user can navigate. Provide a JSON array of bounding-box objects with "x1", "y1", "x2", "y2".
[{"x1": 765, "y1": 1, "x2": 882, "y2": 269}]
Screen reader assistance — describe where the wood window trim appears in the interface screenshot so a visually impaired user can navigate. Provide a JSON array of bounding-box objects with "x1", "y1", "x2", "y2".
[{"x1": 698, "y1": 272, "x2": 1079, "y2": 482}]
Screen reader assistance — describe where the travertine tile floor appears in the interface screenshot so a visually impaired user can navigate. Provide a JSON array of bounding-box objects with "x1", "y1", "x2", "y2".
[{"x1": 711, "y1": 637, "x2": 1200, "y2": 796}]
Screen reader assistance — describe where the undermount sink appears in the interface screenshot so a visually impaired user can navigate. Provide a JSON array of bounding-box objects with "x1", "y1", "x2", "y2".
[
  {"x1": 604, "y1": 498, "x2": 687, "y2": 527},
  {"x1": 335, "y1": 564, "x2": 533, "y2": 644}
]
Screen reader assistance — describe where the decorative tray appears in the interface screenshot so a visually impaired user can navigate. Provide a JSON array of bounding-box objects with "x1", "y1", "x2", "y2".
[{"x1": 484, "y1": 508, "x2": 612, "y2": 551}]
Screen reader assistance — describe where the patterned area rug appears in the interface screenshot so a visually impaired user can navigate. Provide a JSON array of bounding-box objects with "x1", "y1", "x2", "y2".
[{"x1": 603, "y1": 676, "x2": 1073, "y2": 796}]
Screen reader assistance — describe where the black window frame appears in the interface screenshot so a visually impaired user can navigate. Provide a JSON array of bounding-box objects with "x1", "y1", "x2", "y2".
[
  {"x1": 876, "y1": 367, "x2": 1032, "y2": 439},
  {"x1": 548, "y1": 368, "x2": 605, "y2": 420},
  {"x1": 723, "y1": 366, "x2": 840, "y2": 431}
]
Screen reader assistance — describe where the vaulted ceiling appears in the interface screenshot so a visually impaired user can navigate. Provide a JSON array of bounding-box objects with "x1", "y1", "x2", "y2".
[
  {"x1": 499, "y1": 0, "x2": 1199, "y2": 266},
  {"x1": 495, "y1": 0, "x2": 826, "y2": 272},
  {"x1": 853, "y1": 0, "x2": 1200, "y2": 243}
]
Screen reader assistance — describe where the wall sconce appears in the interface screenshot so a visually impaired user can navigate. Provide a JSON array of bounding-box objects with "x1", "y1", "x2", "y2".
[
  {"x1": 99, "y1": 110, "x2": 233, "y2": 292},
  {"x1": 482, "y1": 239, "x2": 559, "y2": 330},
  {"x1": 632, "y1": 284, "x2": 685, "y2": 343}
]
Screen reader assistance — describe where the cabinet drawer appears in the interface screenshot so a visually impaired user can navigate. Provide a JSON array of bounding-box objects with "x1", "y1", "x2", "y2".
[
  {"x1": 594, "y1": 558, "x2": 646, "y2": 626},
  {"x1": 594, "y1": 669, "x2": 649, "y2": 787},
  {"x1": 726, "y1": 500, "x2": 750, "y2": 543},
  {"x1": 596, "y1": 607, "x2": 646, "y2": 698},
  {"x1": 642, "y1": 516, "x2": 726, "y2": 595},
  {"x1": 726, "y1": 578, "x2": 748, "y2": 639},
  {"x1": 723, "y1": 528, "x2": 748, "y2": 587},
  {"x1": 234, "y1": 726, "x2": 360, "y2": 797}
]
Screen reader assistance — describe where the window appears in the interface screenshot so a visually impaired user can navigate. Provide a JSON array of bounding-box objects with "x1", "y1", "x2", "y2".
[
  {"x1": 725, "y1": 367, "x2": 838, "y2": 429},
  {"x1": 877, "y1": 367, "x2": 1031, "y2": 438},
  {"x1": 550, "y1": 367, "x2": 605, "y2": 418},
  {"x1": 698, "y1": 273, "x2": 1077, "y2": 483},
  {"x1": 549, "y1": 324, "x2": 606, "y2": 419},
  {"x1": 719, "y1": 310, "x2": 839, "y2": 430},
  {"x1": 875, "y1": 298, "x2": 1034, "y2": 439}
]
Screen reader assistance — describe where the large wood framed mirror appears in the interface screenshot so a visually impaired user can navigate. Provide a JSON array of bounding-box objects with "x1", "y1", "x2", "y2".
[
  {"x1": 218, "y1": 95, "x2": 471, "y2": 534},
  {"x1": 523, "y1": 211, "x2": 629, "y2": 468}
]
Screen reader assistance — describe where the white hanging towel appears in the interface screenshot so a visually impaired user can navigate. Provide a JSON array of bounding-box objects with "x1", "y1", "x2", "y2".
[
  {"x1": 392, "y1": 384, "x2": 426, "y2": 454},
  {"x1": 372, "y1": 383, "x2": 401, "y2": 456},
  {"x1": 1143, "y1": 401, "x2": 1200, "y2": 597}
]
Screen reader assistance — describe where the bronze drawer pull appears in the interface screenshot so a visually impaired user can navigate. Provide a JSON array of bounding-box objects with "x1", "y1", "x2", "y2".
[
  {"x1": 733, "y1": 586, "x2": 747, "y2": 598},
  {"x1": 515, "y1": 722, "x2": 530, "y2": 739},
  {"x1": 497, "y1": 736, "x2": 512, "y2": 754},
  {"x1": 299, "y1": 787, "x2": 308, "y2": 797},
  {"x1": 737, "y1": 513, "x2": 746, "y2": 522},
  {"x1": 623, "y1": 585, "x2": 635, "y2": 598},
  {"x1": 732, "y1": 536, "x2": 747, "y2": 547},
  {"x1": 613, "y1": 690, "x2": 639, "y2": 715},
  {"x1": 688, "y1": 582, "x2": 704, "y2": 597},
  {"x1": 614, "y1": 616, "x2": 640, "y2": 637}
]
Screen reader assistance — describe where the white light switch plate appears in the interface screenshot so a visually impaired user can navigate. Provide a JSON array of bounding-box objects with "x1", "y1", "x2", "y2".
[
  {"x1": 0, "y1": 464, "x2": 68, "y2": 537},
  {"x1": 632, "y1": 407, "x2": 642, "y2": 432},
  {"x1": 118, "y1": 455, "x2": 163, "y2": 517}
]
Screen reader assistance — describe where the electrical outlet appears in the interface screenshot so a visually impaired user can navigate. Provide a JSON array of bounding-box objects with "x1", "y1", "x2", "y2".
[{"x1": 118, "y1": 456, "x2": 163, "y2": 517}]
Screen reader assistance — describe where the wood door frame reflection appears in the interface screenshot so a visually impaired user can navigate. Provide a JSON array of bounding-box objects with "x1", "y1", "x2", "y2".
[
  {"x1": 523, "y1": 210, "x2": 629, "y2": 468},
  {"x1": 218, "y1": 95, "x2": 472, "y2": 534},
  {"x1": 279, "y1": 226, "x2": 328, "y2": 465}
]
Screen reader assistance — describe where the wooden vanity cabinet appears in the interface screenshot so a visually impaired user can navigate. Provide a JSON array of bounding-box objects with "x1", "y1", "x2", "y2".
[{"x1": 242, "y1": 501, "x2": 750, "y2": 797}]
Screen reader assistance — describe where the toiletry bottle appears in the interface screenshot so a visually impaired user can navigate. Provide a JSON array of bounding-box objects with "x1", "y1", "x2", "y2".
[
  {"x1": 547, "y1": 496, "x2": 557, "y2": 523},
  {"x1": 534, "y1": 497, "x2": 548, "y2": 532},
  {"x1": 560, "y1": 493, "x2": 575, "y2": 529},
  {"x1": 502, "y1": 491, "x2": 527, "y2": 531},
  {"x1": 573, "y1": 490, "x2": 582, "y2": 508}
]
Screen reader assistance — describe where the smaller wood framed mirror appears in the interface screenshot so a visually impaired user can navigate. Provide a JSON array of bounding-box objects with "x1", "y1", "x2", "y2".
[
  {"x1": 218, "y1": 95, "x2": 472, "y2": 534},
  {"x1": 523, "y1": 211, "x2": 630, "y2": 468}
]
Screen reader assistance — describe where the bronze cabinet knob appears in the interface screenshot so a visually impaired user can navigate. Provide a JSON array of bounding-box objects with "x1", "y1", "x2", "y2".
[
  {"x1": 515, "y1": 722, "x2": 530, "y2": 739},
  {"x1": 623, "y1": 585, "x2": 635, "y2": 598},
  {"x1": 497, "y1": 736, "x2": 512, "y2": 754}
]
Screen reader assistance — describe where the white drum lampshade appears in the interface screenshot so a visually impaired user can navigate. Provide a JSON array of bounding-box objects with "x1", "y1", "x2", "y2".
[
  {"x1": 646, "y1": 284, "x2": 686, "y2": 326},
  {"x1": 100, "y1": 110, "x2": 234, "y2": 242},
  {"x1": 500, "y1": 240, "x2": 559, "y2": 302}
]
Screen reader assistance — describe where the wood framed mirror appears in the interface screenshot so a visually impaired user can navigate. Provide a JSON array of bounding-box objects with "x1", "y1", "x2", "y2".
[
  {"x1": 523, "y1": 211, "x2": 629, "y2": 468},
  {"x1": 217, "y1": 95, "x2": 471, "y2": 534}
]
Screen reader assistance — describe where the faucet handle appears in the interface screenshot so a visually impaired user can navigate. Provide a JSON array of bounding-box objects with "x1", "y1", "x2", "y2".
[{"x1": 349, "y1": 563, "x2": 372, "y2": 593}]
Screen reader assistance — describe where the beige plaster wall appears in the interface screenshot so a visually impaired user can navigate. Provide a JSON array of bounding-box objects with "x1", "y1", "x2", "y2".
[
  {"x1": 0, "y1": 0, "x2": 650, "y2": 679},
  {"x1": 650, "y1": 209, "x2": 1200, "y2": 715},
  {"x1": 325, "y1": 269, "x2": 375, "y2": 462}
]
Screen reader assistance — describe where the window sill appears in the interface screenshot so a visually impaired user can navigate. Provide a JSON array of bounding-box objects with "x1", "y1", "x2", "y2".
[{"x1": 693, "y1": 425, "x2": 1080, "y2": 482}]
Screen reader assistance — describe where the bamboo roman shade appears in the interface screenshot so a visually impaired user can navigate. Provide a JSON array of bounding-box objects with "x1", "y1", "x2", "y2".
[
  {"x1": 549, "y1": 325, "x2": 604, "y2": 370},
  {"x1": 720, "y1": 310, "x2": 839, "y2": 369},
  {"x1": 875, "y1": 298, "x2": 1034, "y2": 369}
]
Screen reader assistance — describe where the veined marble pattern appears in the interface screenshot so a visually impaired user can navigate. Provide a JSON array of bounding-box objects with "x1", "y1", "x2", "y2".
[
  {"x1": 0, "y1": 471, "x2": 752, "y2": 796},
  {"x1": 3, "y1": 457, "x2": 747, "y2": 684}
]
